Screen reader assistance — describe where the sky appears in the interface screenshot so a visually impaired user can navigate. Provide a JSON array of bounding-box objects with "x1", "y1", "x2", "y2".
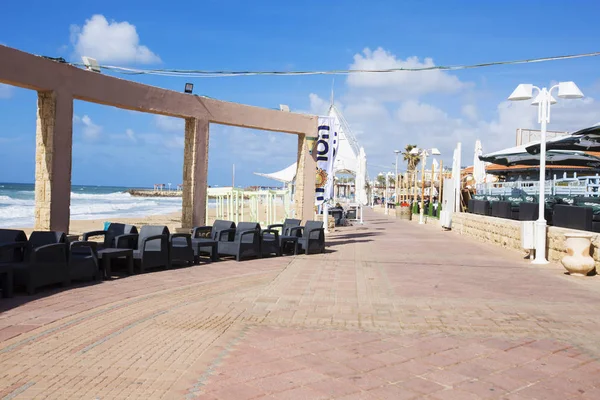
[{"x1": 1, "y1": 0, "x2": 600, "y2": 188}]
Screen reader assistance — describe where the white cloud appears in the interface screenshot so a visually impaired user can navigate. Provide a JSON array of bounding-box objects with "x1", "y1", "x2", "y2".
[
  {"x1": 347, "y1": 48, "x2": 465, "y2": 100},
  {"x1": 396, "y1": 100, "x2": 448, "y2": 124},
  {"x1": 70, "y1": 14, "x2": 160, "y2": 64},
  {"x1": 165, "y1": 135, "x2": 184, "y2": 149},
  {"x1": 308, "y1": 47, "x2": 600, "y2": 179},
  {"x1": 74, "y1": 114, "x2": 102, "y2": 140},
  {"x1": 154, "y1": 115, "x2": 185, "y2": 132},
  {"x1": 309, "y1": 93, "x2": 329, "y2": 115},
  {"x1": 461, "y1": 104, "x2": 478, "y2": 121},
  {"x1": 125, "y1": 128, "x2": 136, "y2": 142},
  {"x1": 210, "y1": 125, "x2": 296, "y2": 167},
  {"x1": 0, "y1": 84, "x2": 13, "y2": 99}
]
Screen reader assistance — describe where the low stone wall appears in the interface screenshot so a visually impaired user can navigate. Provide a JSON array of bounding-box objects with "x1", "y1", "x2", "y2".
[
  {"x1": 451, "y1": 213, "x2": 522, "y2": 250},
  {"x1": 451, "y1": 212, "x2": 600, "y2": 269}
]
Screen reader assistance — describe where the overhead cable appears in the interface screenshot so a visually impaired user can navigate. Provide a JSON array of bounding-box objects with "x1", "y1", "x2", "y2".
[{"x1": 70, "y1": 51, "x2": 600, "y2": 78}]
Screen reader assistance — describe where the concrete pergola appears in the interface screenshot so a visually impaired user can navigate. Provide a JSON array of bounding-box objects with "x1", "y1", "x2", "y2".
[{"x1": 0, "y1": 45, "x2": 317, "y2": 232}]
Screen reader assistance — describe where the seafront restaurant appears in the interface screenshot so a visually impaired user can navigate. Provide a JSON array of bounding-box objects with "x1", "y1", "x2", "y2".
[
  {"x1": 0, "y1": 45, "x2": 319, "y2": 233},
  {"x1": 454, "y1": 128, "x2": 600, "y2": 270}
]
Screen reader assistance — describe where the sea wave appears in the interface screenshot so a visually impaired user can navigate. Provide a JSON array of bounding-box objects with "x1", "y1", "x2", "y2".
[{"x1": 0, "y1": 190, "x2": 182, "y2": 228}]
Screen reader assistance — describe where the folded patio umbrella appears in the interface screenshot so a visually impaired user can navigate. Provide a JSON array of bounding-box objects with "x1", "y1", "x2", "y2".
[
  {"x1": 479, "y1": 146, "x2": 600, "y2": 168},
  {"x1": 525, "y1": 125, "x2": 600, "y2": 154}
]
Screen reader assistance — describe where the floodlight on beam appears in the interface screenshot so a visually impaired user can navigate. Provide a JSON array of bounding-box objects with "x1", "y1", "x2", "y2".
[
  {"x1": 184, "y1": 83, "x2": 194, "y2": 94},
  {"x1": 81, "y1": 56, "x2": 101, "y2": 73},
  {"x1": 305, "y1": 135, "x2": 318, "y2": 155}
]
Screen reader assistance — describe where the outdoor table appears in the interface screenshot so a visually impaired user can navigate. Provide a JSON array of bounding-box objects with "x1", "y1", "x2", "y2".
[
  {"x1": 98, "y1": 248, "x2": 134, "y2": 279},
  {"x1": 0, "y1": 264, "x2": 14, "y2": 298},
  {"x1": 279, "y1": 235, "x2": 299, "y2": 256},
  {"x1": 66, "y1": 235, "x2": 80, "y2": 243},
  {"x1": 191, "y1": 238, "x2": 219, "y2": 262}
]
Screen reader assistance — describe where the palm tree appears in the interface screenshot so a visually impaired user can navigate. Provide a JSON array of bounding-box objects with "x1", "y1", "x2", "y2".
[{"x1": 403, "y1": 144, "x2": 420, "y2": 172}]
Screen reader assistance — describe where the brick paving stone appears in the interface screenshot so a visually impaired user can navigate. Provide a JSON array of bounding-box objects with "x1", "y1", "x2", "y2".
[
  {"x1": 306, "y1": 378, "x2": 362, "y2": 397},
  {"x1": 399, "y1": 376, "x2": 446, "y2": 395},
  {"x1": 1, "y1": 209, "x2": 600, "y2": 399},
  {"x1": 366, "y1": 384, "x2": 421, "y2": 400}
]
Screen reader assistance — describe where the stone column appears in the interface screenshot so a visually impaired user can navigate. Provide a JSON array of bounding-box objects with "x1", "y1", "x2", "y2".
[
  {"x1": 181, "y1": 117, "x2": 209, "y2": 229},
  {"x1": 34, "y1": 90, "x2": 73, "y2": 232},
  {"x1": 294, "y1": 134, "x2": 316, "y2": 221}
]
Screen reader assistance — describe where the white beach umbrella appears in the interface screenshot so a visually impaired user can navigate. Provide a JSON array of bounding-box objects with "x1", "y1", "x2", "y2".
[
  {"x1": 473, "y1": 140, "x2": 486, "y2": 184},
  {"x1": 432, "y1": 159, "x2": 439, "y2": 182},
  {"x1": 355, "y1": 147, "x2": 368, "y2": 205}
]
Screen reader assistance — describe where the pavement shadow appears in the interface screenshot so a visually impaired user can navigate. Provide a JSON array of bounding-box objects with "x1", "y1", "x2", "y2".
[
  {"x1": 327, "y1": 239, "x2": 373, "y2": 247},
  {"x1": 331, "y1": 232, "x2": 382, "y2": 240},
  {"x1": 0, "y1": 279, "x2": 103, "y2": 314}
]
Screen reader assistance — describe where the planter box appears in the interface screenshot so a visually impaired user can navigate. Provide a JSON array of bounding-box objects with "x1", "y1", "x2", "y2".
[{"x1": 396, "y1": 206, "x2": 412, "y2": 220}]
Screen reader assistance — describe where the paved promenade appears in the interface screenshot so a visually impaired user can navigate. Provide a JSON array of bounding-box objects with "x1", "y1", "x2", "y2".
[{"x1": 1, "y1": 209, "x2": 600, "y2": 399}]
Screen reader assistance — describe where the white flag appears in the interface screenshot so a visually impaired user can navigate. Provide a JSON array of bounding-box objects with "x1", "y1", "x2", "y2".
[{"x1": 315, "y1": 116, "x2": 339, "y2": 205}]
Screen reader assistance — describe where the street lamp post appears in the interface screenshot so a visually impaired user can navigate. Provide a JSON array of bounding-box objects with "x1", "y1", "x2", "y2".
[
  {"x1": 508, "y1": 81, "x2": 583, "y2": 264},
  {"x1": 410, "y1": 147, "x2": 441, "y2": 224},
  {"x1": 385, "y1": 171, "x2": 390, "y2": 215},
  {"x1": 394, "y1": 150, "x2": 400, "y2": 202}
]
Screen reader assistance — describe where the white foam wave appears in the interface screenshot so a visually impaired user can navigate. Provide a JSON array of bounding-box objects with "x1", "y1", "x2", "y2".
[
  {"x1": 0, "y1": 196, "x2": 35, "y2": 206},
  {"x1": 70, "y1": 191, "x2": 132, "y2": 200},
  {"x1": 0, "y1": 190, "x2": 182, "y2": 228}
]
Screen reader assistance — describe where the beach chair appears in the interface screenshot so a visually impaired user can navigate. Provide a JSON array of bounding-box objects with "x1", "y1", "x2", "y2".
[
  {"x1": 69, "y1": 241, "x2": 101, "y2": 282},
  {"x1": 264, "y1": 219, "x2": 301, "y2": 255},
  {"x1": 132, "y1": 226, "x2": 171, "y2": 272},
  {"x1": 82, "y1": 223, "x2": 138, "y2": 250},
  {"x1": 191, "y1": 220, "x2": 236, "y2": 261},
  {"x1": 0, "y1": 229, "x2": 28, "y2": 297},
  {"x1": 0, "y1": 229, "x2": 28, "y2": 263},
  {"x1": 217, "y1": 222, "x2": 261, "y2": 261},
  {"x1": 291, "y1": 221, "x2": 326, "y2": 255},
  {"x1": 12, "y1": 231, "x2": 70, "y2": 295},
  {"x1": 266, "y1": 219, "x2": 301, "y2": 237},
  {"x1": 169, "y1": 230, "x2": 195, "y2": 266},
  {"x1": 260, "y1": 225, "x2": 281, "y2": 257}
]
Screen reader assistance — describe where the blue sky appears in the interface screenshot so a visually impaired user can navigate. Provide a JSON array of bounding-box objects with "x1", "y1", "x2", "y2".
[{"x1": 1, "y1": 1, "x2": 600, "y2": 187}]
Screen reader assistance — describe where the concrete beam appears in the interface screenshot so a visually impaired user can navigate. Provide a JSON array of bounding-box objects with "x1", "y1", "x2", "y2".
[{"x1": 0, "y1": 45, "x2": 317, "y2": 134}]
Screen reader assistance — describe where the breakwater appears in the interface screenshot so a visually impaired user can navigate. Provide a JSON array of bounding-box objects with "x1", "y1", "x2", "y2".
[{"x1": 127, "y1": 189, "x2": 182, "y2": 198}]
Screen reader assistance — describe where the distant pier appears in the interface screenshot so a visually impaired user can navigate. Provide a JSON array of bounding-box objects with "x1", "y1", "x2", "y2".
[{"x1": 127, "y1": 189, "x2": 182, "y2": 197}]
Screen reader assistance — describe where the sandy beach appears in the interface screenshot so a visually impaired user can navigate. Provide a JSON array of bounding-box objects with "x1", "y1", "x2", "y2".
[{"x1": 15, "y1": 204, "x2": 290, "y2": 237}]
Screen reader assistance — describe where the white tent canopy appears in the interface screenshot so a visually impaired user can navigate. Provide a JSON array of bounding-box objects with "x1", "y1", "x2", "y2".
[
  {"x1": 329, "y1": 105, "x2": 361, "y2": 175},
  {"x1": 252, "y1": 103, "x2": 369, "y2": 205},
  {"x1": 328, "y1": 105, "x2": 369, "y2": 204},
  {"x1": 254, "y1": 162, "x2": 297, "y2": 183}
]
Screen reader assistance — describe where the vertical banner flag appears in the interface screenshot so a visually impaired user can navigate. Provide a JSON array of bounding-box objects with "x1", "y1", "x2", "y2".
[{"x1": 315, "y1": 116, "x2": 339, "y2": 205}]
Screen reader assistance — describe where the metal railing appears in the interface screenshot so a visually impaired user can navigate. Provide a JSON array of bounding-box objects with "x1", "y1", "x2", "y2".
[{"x1": 476, "y1": 176, "x2": 599, "y2": 197}]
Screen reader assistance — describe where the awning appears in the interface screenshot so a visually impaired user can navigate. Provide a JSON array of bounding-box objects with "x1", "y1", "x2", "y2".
[
  {"x1": 479, "y1": 145, "x2": 600, "y2": 168},
  {"x1": 254, "y1": 162, "x2": 297, "y2": 183},
  {"x1": 526, "y1": 125, "x2": 600, "y2": 154}
]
